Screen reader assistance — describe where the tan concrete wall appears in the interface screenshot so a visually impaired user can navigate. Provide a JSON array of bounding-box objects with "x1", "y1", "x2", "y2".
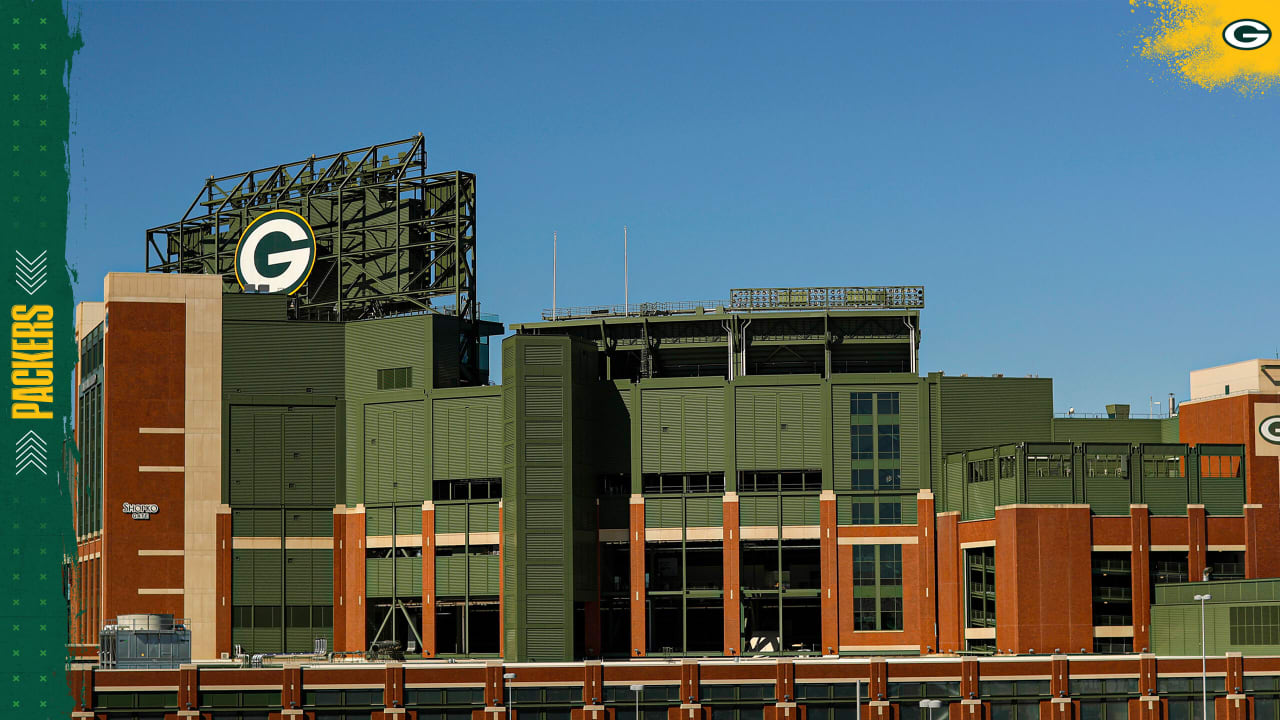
[{"x1": 1190, "y1": 359, "x2": 1280, "y2": 400}]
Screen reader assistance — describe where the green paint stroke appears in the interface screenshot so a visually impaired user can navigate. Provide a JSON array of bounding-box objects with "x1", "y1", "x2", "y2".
[{"x1": 0, "y1": 0, "x2": 82, "y2": 718}]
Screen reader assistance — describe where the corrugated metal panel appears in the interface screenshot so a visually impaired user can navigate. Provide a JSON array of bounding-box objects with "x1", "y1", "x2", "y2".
[
  {"x1": 645, "y1": 497, "x2": 682, "y2": 529},
  {"x1": 285, "y1": 509, "x2": 327, "y2": 537},
  {"x1": 526, "y1": 596, "x2": 564, "y2": 624},
  {"x1": 224, "y1": 321, "x2": 345, "y2": 395},
  {"x1": 434, "y1": 504, "x2": 466, "y2": 534},
  {"x1": 253, "y1": 411, "x2": 283, "y2": 506},
  {"x1": 436, "y1": 555, "x2": 466, "y2": 596},
  {"x1": 1202, "y1": 479, "x2": 1244, "y2": 516},
  {"x1": 965, "y1": 481, "x2": 994, "y2": 520},
  {"x1": 1144, "y1": 477, "x2": 1189, "y2": 516},
  {"x1": 643, "y1": 389, "x2": 726, "y2": 474},
  {"x1": 395, "y1": 559, "x2": 422, "y2": 597},
  {"x1": 1053, "y1": 418, "x2": 1165, "y2": 444},
  {"x1": 940, "y1": 377, "x2": 1053, "y2": 460},
  {"x1": 284, "y1": 551, "x2": 312, "y2": 604},
  {"x1": 251, "y1": 549, "x2": 283, "y2": 604},
  {"x1": 366, "y1": 557, "x2": 395, "y2": 597},
  {"x1": 432, "y1": 396, "x2": 503, "y2": 481},
  {"x1": 740, "y1": 495, "x2": 780, "y2": 526},
  {"x1": 232, "y1": 551, "x2": 255, "y2": 605},
  {"x1": 527, "y1": 499, "x2": 563, "y2": 532},
  {"x1": 526, "y1": 533, "x2": 563, "y2": 563},
  {"x1": 364, "y1": 402, "x2": 424, "y2": 505},
  {"x1": 312, "y1": 551, "x2": 333, "y2": 603},
  {"x1": 229, "y1": 407, "x2": 256, "y2": 505},
  {"x1": 1085, "y1": 477, "x2": 1132, "y2": 516},
  {"x1": 781, "y1": 495, "x2": 820, "y2": 526},
  {"x1": 900, "y1": 388, "x2": 919, "y2": 490},
  {"x1": 283, "y1": 414, "x2": 313, "y2": 505},
  {"x1": 944, "y1": 458, "x2": 964, "y2": 513},
  {"x1": 684, "y1": 496, "x2": 723, "y2": 527},
  {"x1": 396, "y1": 505, "x2": 422, "y2": 534},
  {"x1": 468, "y1": 502, "x2": 499, "y2": 533},
  {"x1": 1026, "y1": 477, "x2": 1074, "y2": 504},
  {"x1": 469, "y1": 554, "x2": 500, "y2": 595},
  {"x1": 366, "y1": 507, "x2": 395, "y2": 536}
]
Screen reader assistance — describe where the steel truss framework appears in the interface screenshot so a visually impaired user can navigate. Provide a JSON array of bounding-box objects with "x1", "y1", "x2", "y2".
[{"x1": 145, "y1": 134, "x2": 480, "y2": 380}]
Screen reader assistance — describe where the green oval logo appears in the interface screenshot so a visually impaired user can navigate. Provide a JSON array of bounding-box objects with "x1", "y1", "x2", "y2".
[
  {"x1": 1261, "y1": 415, "x2": 1280, "y2": 445},
  {"x1": 234, "y1": 209, "x2": 316, "y2": 295}
]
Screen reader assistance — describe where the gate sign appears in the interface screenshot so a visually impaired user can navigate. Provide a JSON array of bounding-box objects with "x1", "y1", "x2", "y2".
[
  {"x1": 233, "y1": 209, "x2": 317, "y2": 295},
  {"x1": 122, "y1": 503, "x2": 159, "y2": 520}
]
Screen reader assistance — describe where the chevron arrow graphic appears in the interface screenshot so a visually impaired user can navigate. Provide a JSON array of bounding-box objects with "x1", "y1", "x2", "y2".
[
  {"x1": 15, "y1": 430, "x2": 48, "y2": 476},
  {"x1": 15, "y1": 249, "x2": 48, "y2": 295}
]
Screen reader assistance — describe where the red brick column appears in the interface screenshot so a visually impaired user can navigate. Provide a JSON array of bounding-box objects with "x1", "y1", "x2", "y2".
[
  {"x1": 723, "y1": 493, "x2": 741, "y2": 656},
  {"x1": 1217, "y1": 653, "x2": 1249, "y2": 720},
  {"x1": 775, "y1": 658, "x2": 796, "y2": 704},
  {"x1": 1130, "y1": 506, "x2": 1152, "y2": 653},
  {"x1": 935, "y1": 512, "x2": 963, "y2": 654},
  {"x1": 339, "y1": 506, "x2": 367, "y2": 653},
  {"x1": 216, "y1": 510, "x2": 233, "y2": 658},
  {"x1": 176, "y1": 664, "x2": 198, "y2": 712},
  {"x1": 583, "y1": 660, "x2": 605, "y2": 706},
  {"x1": 630, "y1": 495, "x2": 646, "y2": 657},
  {"x1": 384, "y1": 662, "x2": 405, "y2": 711},
  {"x1": 917, "y1": 491, "x2": 938, "y2": 654},
  {"x1": 282, "y1": 666, "x2": 302, "y2": 711},
  {"x1": 423, "y1": 502, "x2": 436, "y2": 657},
  {"x1": 680, "y1": 659, "x2": 701, "y2": 706},
  {"x1": 1188, "y1": 505, "x2": 1207, "y2": 582},
  {"x1": 67, "y1": 666, "x2": 93, "y2": 716},
  {"x1": 820, "y1": 490, "x2": 838, "y2": 655}
]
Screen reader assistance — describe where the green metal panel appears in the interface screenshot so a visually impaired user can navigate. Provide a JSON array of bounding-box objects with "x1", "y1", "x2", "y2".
[
  {"x1": 232, "y1": 551, "x2": 255, "y2": 605},
  {"x1": 939, "y1": 376, "x2": 1053, "y2": 465},
  {"x1": 1143, "y1": 476, "x2": 1189, "y2": 516},
  {"x1": 781, "y1": 495, "x2": 820, "y2": 526},
  {"x1": 366, "y1": 558, "x2": 395, "y2": 598},
  {"x1": 436, "y1": 555, "x2": 467, "y2": 596},
  {"x1": 684, "y1": 496, "x2": 723, "y2": 527},
  {"x1": 223, "y1": 320, "x2": 346, "y2": 396},
  {"x1": 644, "y1": 497, "x2": 683, "y2": 528},
  {"x1": 364, "y1": 402, "x2": 425, "y2": 505},
  {"x1": 737, "y1": 387, "x2": 822, "y2": 471},
  {"x1": 1084, "y1": 477, "x2": 1133, "y2": 516},
  {"x1": 285, "y1": 509, "x2": 331, "y2": 537},
  {"x1": 284, "y1": 551, "x2": 312, "y2": 604},
  {"x1": 642, "y1": 388, "x2": 725, "y2": 473},
  {"x1": 965, "y1": 478, "x2": 995, "y2": 520},
  {"x1": 366, "y1": 507, "x2": 394, "y2": 536},
  {"x1": 431, "y1": 395, "x2": 503, "y2": 481},
  {"x1": 1052, "y1": 418, "x2": 1165, "y2": 444},
  {"x1": 467, "y1": 502, "x2": 499, "y2": 533},
  {"x1": 396, "y1": 559, "x2": 422, "y2": 597},
  {"x1": 1202, "y1": 478, "x2": 1245, "y2": 516},
  {"x1": 469, "y1": 554, "x2": 500, "y2": 595},
  {"x1": 253, "y1": 411, "x2": 284, "y2": 506},
  {"x1": 740, "y1": 495, "x2": 780, "y2": 526},
  {"x1": 250, "y1": 549, "x2": 283, "y2": 605},
  {"x1": 435, "y1": 504, "x2": 467, "y2": 534},
  {"x1": 396, "y1": 505, "x2": 422, "y2": 535}
]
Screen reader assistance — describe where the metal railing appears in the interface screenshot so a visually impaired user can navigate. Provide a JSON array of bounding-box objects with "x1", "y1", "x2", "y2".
[{"x1": 541, "y1": 286, "x2": 925, "y2": 321}]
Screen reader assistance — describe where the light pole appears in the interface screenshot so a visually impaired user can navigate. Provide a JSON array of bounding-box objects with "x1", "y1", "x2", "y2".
[
  {"x1": 1194, "y1": 594, "x2": 1212, "y2": 720},
  {"x1": 630, "y1": 684, "x2": 644, "y2": 720},
  {"x1": 920, "y1": 698, "x2": 942, "y2": 720},
  {"x1": 503, "y1": 672, "x2": 516, "y2": 719}
]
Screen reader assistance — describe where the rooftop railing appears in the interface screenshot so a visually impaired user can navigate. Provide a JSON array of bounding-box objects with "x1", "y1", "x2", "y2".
[{"x1": 540, "y1": 286, "x2": 925, "y2": 321}]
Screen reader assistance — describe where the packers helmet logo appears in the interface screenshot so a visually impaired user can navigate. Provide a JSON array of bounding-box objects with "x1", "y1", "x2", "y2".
[
  {"x1": 1261, "y1": 415, "x2": 1280, "y2": 445},
  {"x1": 1224, "y1": 19, "x2": 1271, "y2": 50},
  {"x1": 234, "y1": 209, "x2": 316, "y2": 295}
]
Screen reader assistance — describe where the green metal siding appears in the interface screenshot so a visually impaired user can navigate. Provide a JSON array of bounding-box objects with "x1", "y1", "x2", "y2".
[
  {"x1": 431, "y1": 395, "x2": 502, "y2": 481},
  {"x1": 736, "y1": 387, "x2": 822, "y2": 470},
  {"x1": 1052, "y1": 418, "x2": 1165, "y2": 444},
  {"x1": 364, "y1": 402, "x2": 424, "y2": 505},
  {"x1": 641, "y1": 388, "x2": 725, "y2": 474}
]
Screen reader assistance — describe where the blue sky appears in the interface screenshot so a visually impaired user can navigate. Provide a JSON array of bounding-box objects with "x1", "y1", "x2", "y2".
[{"x1": 66, "y1": 1, "x2": 1279, "y2": 415}]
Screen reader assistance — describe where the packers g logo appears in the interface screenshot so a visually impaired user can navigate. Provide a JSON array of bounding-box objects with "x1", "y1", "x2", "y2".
[
  {"x1": 1261, "y1": 415, "x2": 1280, "y2": 446},
  {"x1": 234, "y1": 209, "x2": 317, "y2": 295},
  {"x1": 1224, "y1": 19, "x2": 1271, "y2": 50}
]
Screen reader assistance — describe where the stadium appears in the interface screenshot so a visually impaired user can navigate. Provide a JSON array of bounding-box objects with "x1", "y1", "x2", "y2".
[{"x1": 65, "y1": 137, "x2": 1280, "y2": 720}]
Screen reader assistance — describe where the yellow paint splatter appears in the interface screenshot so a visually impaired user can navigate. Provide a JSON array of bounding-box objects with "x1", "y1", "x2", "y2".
[{"x1": 1133, "y1": 0, "x2": 1280, "y2": 93}]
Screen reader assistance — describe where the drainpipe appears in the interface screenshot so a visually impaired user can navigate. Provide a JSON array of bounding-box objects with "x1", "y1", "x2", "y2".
[
  {"x1": 739, "y1": 319, "x2": 752, "y2": 377},
  {"x1": 722, "y1": 319, "x2": 735, "y2": 382},
  {"x1": 903, "y1": 316, "x2": 916, "y2": 374}
]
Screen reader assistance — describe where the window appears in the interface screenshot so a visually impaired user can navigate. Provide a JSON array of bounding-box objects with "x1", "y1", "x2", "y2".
[
  {"x1": 1200, "y1": 455, "x2": 1242, "y2": 478},
  {"x1": 968, "y1": 459, "x2": 994, "y2": 484},
  {"x1": 433, "y1": 477, "x2": 501, "y2": 501},
  {"x1": 852, "y1": 468, "x2": 874, "y2": 491},
  {"x1": 1092, "y1": 552, "x2": 1132, "y2": 626},
  {"x1": 1087, "y1": 454, "x2": 1126, "y2": 477},
  {"x1": 840, "y1": 498, "x2": 901, "y2": 525},
  {"x1": 376, "y1": 366, "x2": 413, "y2": 390},
  {"x1": 880, "y1": 468, "x2": 901, "y2": 490},
  {"x1": 1207, "y1": 551, "x2": 1245, "y2": 581},
  {"x1": 1230, "y1": 606, "x2": 1280, "y2": 645},
  {"x1": 851, "y1": 392, "x2": 873, "y2": 416},
  {"x1": 1150, "y1": 552, "x2": 1188, "y2": 597},
  {"x1": 966, "y1": 547, "x2": 996, "y2": 628},
  {"x1": 1142, "y1": 455, "x2": 1183, "y2": 478},
  {"x1": 1027, "y1": 455, "x2": 1072, "y2": 478},
  {"x1": 852, "y1": 544, "x2": 903, "y2": 631},
  {"x1": 878, "y1": 425, "x2": 900, "y2": 460},
  {"x1": 877, "y1": 394, "x2": 900, "y2": 415},
  {"x1": 851, "y1": 424, "x2": 873, "y2": 460},
  {"x1": 738, "y1": 470, "x2": 818, "y2": 493},
  {"x1": 998, "y1": 456, "x2": 1016, "y2": 479}
]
